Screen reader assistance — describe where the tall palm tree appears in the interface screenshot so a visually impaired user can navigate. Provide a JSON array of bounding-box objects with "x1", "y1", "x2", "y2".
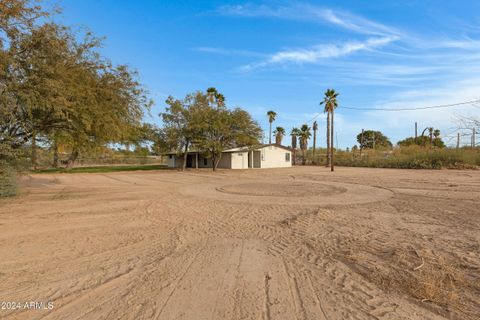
[
  {"x1": 267, "y1": 110, "x2": 277, "y2": 145},
  {"x1": 320, "y1": 89, "x2": 339, "y2": 172},
  {"x1": 312, "y1": 121, "x2": 318, "y2": 164},
  {"x1": 290, "y1": 127, "x2": 300, "y2": 165},
  {"x1": 273, "y1": 126, "x2": 286, "y2": 145},
  {"x1": 298, "y1": 124, "x2": 312, "y2": 165}
]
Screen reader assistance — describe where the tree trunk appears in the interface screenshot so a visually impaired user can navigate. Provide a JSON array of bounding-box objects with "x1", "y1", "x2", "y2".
[
  {"x1": 182, "y1": 140, "x2": 189, "y2": 171},
  {"x1": 212, "y1": 153, "x2": 221, "y2": 171},
  {"x1": 275, "y1": 134, "x2": 282, "y2": 145},
  {"x1": 52, "y1": 141, "x2": 59, "y2": 168},
  {"x1": 331, "y1": 110, "x2": 334, "y2": 172},
  {"x1": 31, "y1": 130, "x2": 37, "y2": 170},
  {"x1": 313, "y1": 128, "x2": 317, "y2": 164},
  {"x1": 326, "y1": 112, "x2": 330, "y2": 167},
  {"x1": 269, "y1": 122, "x2": 272, "y2": 145},
  {"x1": 66, "y1": 147, "x2": 78, "y2": 168}
]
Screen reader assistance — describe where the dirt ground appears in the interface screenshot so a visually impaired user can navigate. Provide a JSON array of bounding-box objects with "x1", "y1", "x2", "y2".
[{"x1": 0, "y1": 167, "x2": 479, "y2": 320}]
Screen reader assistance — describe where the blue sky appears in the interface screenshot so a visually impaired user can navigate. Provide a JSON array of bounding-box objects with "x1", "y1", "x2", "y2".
[{"x1": 47, "y1": 0, "x2": 480, "y2": 148}]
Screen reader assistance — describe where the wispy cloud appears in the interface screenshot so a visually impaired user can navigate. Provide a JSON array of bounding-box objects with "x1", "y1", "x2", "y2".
[
  {"x1": 315, "y1": 8, "x2": 401, "y2": 36},
  {"x1": 218, "y1": 3, "x2": 401, "y2": 37},
  {"x1": 215, "y1": 3, "x2": 402, "y2": 71},
  {"x1": 240, "y1": 36, "x2": 398, "y2": 71},
  {"x1": 193, "y1": 47, "x2": 267, "y2": 58}
]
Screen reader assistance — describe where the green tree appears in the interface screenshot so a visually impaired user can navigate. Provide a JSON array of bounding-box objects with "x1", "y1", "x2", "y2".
[
  {"x1": 161, "y1": 91, "x2": 207, "y2": 171},
  {"x1": 356, "y1": 130, "x2": 392, "y2": 149},
  {"x1": 273, "y1": 126, "x2": 285, "y2": 145},
  {"x1": 1, "y1": 0, "x2": 49, "y2": 161},
  {"x1": 1, "y1": 20, "x2": 150, "y2": 167},
  {"x1": 267, "y1": 110, "x2": 277, "y2": 145},
  {"x1": 298, "y1": 124, "x2": 311, "y2": 165},
  {"x1": 162, "y1": 88, "x2": 261, "y2": 171},
  {"x1": 197, "y1": 108, "x2": 261, "y2": 171},
  {"x1": 320, "y1": 89, "x2": 339, "y2": 171},
  {"x1": 397, "y1": 136, "x2": 445, "y2": 148}
]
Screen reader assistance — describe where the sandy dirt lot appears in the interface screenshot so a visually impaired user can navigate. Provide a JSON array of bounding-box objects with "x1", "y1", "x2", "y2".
[{"x1": 0, "y1": 167, "x2": 479, "y2": 320}]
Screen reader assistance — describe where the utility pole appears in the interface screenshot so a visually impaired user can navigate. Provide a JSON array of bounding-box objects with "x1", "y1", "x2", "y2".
[
  {"x1": 457, "y1": 132, "x2": 460, "y2": 149},
  {"x1": 312, "y1": 121, "x2": 318, "y2": 164},
  {"x1": 372, "y1": 131, "x2": 376, "y2": 150},
  {"x1": 336, "y1": 131, "x2": 338, "y2": 151},
  {"x1": 473, "y1": 128, "x2": 476, "y2": 148},
  {"x1": 415, "y1": 122, "x2": 418, "y2": 143}
]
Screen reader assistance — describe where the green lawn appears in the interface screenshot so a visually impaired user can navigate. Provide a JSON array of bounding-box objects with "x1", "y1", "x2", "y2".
[{"x1": 34, "y1": 164, "x2": 169, "y2": 174}]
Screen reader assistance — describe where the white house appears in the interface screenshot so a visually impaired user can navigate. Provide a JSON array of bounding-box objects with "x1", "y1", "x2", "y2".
[{"x1": 166, "y1": 144, "x2": 292, "y2": 169}]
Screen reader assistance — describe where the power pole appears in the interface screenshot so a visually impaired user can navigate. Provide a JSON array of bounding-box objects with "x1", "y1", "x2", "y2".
[
  {"x1": 372, "y1": 131, "x2": 376, "y2": 150},
  {"x1": 415, "y1": 122, "x2": 418, "y2": 143},
  {"x1": 336, "y1": 131, "x2": 338, "y2": 151},
  {"x1": 457, "y1": 132, "x2": 460, "y2": 149},
  {"x1": 473, "y1": 128, "x2": 476, "y2": 148},
  {"x1": 312, "y1": 121, "x2": 318, "y2": 164}
]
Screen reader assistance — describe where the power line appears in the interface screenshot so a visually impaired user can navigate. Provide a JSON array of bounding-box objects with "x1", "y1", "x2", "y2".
[
  {"x1": 340, "y1": 99, "x2": 480, "y2": 111},
  {"x1": 295, "y1": 98, "x2": 480, "y2": 128}
]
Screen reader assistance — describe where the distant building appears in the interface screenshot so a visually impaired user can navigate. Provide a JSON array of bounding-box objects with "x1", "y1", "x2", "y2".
[{"x1": 165, "y1": 144, "x2": 292, "y2": 169}]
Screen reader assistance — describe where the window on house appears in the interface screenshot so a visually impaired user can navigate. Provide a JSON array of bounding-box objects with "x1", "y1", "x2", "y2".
[
  {"x1": 285, "y1": 153, "x2": 290, "y2": 162},
  {"x1": 169, "y1": 155, "x2": 173, "y2": 159}
]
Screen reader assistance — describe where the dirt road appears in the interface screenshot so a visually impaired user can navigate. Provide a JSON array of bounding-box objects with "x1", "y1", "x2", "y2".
[{"x1": 0, "y1": 167, "x2": 479, "y2": 319}]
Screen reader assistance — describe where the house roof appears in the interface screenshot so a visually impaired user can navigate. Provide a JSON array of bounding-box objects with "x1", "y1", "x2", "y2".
[
  {"x1": 163, "y1": 144, "x2": 291, "y2": 155},
  {"x1": 223, "y1": 144, "x2": 292, "y2": 153}
]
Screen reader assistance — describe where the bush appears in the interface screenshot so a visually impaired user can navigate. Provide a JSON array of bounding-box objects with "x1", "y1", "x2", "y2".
[
  {"x1": 0, "y1": 161, "x2": 17, "y2": 197},
  {"x1": 331, "y1": 146, "x2": 479, "y2": 169}
]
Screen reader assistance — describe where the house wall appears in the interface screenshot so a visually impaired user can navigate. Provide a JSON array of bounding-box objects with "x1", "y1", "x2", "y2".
[
  {"x1": 253, "y1": 151, "x2": 261, "y2": 168},
  {"x1": 167, "y1": 155, "x2": 176, "y2": 168},
  {"x1": 167, "y1": 146, "x2": 291, "y2": 169},
  {"x1": 259, "y1": 146, "x2": 292, "y2": 168},
  {"x1": 230, "y1": 151, "x2": 249, "y2": 169},
  {"x1": 195, "y1": 154, "x2": 232, "y2": 169},
  {"x1": 197, "y1": 155, "x2": 212, "y2": 168},
  {"x1": 216, "y1": 153, "x2": 232, "y2": 169}
]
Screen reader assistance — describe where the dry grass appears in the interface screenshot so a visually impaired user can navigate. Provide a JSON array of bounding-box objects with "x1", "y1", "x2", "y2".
[
  {"x1": 344, "y1": 245, "x2": 475, "y2": 319},
  {"x1": 308, "y1": 146, "x2": 480, "y2": 169}
]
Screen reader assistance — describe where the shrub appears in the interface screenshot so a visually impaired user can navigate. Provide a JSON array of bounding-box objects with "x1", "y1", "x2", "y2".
[
  {"x1": 330, "y1": 146, "x2": 479, "y2": 169},
  {"x1": 0, "y1": 161, "x2": 17, "y2": 197}
]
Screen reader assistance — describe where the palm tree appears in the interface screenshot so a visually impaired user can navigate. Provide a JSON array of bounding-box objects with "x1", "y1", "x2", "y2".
[
  {"x1": 421, "y1": 127, "x2": 434, "y2": 145},
  {"x1": 428, "y1": 127, "x2": 434, "y2": 144},
  {"x1": 290, "y1": 127, "x2": 300, "y2": 165},
  {"x1": 312, "y1": 121, "x2": 318, "y2": 164},
  {"x1": 267, "y1": 110, "x2": 277, "y2": 145},
  {"x1": 273, "y1": 126, "x2": 286, "y2": 145},
  {"x1": 298, "y1": 124, "x2": 311, "y2": 165},
  {"x1": 320, "y1": 89, "x2": 339, "y2": 172}
]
